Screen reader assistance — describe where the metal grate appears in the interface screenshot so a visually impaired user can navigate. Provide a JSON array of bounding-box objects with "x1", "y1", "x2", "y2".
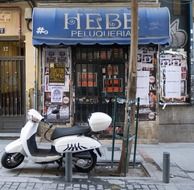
[{"x1": 73, "y1": 45, "x2": 127, "y2": 125}]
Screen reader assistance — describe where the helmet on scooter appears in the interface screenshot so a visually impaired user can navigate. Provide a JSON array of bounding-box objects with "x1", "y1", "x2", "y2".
[{"x1": 88, "y1": 112, "x2": 112, "y2": 132}]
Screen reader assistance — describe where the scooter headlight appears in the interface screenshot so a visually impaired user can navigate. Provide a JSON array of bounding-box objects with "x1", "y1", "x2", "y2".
[{"x1": 27, "y1": 109, "x2": 44, "y2": 123}]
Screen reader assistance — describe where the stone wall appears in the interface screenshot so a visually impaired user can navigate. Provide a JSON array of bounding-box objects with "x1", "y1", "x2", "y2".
[
  {"x1": 138, "y1": 119, "x2": 159, "y2": 144},
  {"x1": 158, "y1": 105, "x2": 194, "y2": 142}
]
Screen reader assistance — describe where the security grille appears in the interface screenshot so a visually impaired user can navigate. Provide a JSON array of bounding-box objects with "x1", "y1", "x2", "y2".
[{"x1": 73, "y1": 45, "x2": 127, "y2": 125}]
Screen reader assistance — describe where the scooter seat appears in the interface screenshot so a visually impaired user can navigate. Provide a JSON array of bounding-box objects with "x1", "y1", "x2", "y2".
[{"x1": 51, "y1": 125, "x2": 91, "y2": 140}]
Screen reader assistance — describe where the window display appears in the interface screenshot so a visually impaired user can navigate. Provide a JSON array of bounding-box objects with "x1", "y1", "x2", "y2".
[{"x1": 73, "y1": 46, "x2": 126, "y2": 124}]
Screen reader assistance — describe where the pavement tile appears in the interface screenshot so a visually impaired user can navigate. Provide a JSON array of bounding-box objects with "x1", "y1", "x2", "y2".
[{"x1": 1, "y1": 140, "x2": 194, "y2": 189}]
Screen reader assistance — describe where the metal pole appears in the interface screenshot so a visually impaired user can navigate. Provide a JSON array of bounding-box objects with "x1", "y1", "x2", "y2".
[
  {"x1": 124, "y1": 100, "x2": 136, "y2": 175},
  {"x1": 124, "y1": 104, "x2": 131, "y2": 176},
  {"x1": 65, "y1": 152, "x2": 72, "y2": 182},
  {"x1": 133, "y1": 97, "x2": 140, "y2": 167},
  {"x1": 163, "y1": 152, "x2": 170, "y2": 183},
  {"x1": 111, "y1": 97, "x2": 117, "y2": 168}
]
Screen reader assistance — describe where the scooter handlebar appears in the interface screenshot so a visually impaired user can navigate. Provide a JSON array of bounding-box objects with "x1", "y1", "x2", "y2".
[{"x1": 41, "y1": 118, "x2": 53, "y2": 128}]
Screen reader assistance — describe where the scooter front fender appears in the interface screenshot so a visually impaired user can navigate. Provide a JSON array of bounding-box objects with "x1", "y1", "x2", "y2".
[{"x1": 5, "y1": 138, "x2": 25, "y2": 155}]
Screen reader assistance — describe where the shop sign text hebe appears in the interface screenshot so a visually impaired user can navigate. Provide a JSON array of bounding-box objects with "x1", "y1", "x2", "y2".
[{"x1": 64, "y1": 12, "x2": 131, "y2": 38}]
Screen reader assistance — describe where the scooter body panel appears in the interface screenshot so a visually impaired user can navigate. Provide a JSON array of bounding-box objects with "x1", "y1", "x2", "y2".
[
  {"x1": 20, "y1": 120, "x2": 39, "y2": 141},
  {"x1": 53, "y1": 135, "x2": 101, "y2": 153},
  {"x1": 4, "y1": 120, "x2": 38, "y2": 156},
  {"x1": 5, "y1": 139, "x2": 61, "y2": 163},
  {"x1": 5, "y1": 138, "x2": 25, "y2": 155},
  {"x1": 20, "y1": 120, "x2": 39, "y2": 157}
]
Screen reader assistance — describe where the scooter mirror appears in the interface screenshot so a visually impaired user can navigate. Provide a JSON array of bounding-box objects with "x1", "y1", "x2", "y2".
[{"x1": 52, "y1": 109, "x2": 59, "y2": 114}]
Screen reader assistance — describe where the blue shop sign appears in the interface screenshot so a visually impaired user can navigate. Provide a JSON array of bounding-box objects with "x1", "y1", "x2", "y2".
[{"x1": 32, "y1": 7, "x2": 170, "y2": 45}]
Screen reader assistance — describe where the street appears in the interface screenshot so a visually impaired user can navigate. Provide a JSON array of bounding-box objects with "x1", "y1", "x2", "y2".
[{"x1": 0, "y1": 139, "x2": 194, "y2": 189}]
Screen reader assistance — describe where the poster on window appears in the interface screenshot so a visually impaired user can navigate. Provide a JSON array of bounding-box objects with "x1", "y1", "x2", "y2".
[
  {"x1": 43, "y1": 48, "x2": 71, "y2": 123},
  {"x1": 136, "y1": 46, "x2": 157, "y2": 121},
  {"x1": 49, "y1": 63, "x2": 65, "y2": 85},
  {"x1": 51, "y1": 87, "x2": 63, "y2": 103},
  {"x1": 77, "y1": 72, "x2": 97, "y2": 87},
  {"x1": 165, "y1": 66, "x2": 181, "y2": 98},
  {"x1": 136, "y1": 71, "x2": 149, "y2": 105},
  {"x1": 159, "y1": 51, "x2": 188, "y2": 103},
  {"x1": 103, "y1": 78, "x2": 123, "y2": 93}
]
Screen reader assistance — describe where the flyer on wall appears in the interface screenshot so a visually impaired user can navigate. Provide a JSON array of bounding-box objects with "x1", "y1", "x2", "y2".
[
  {"x1": 159, "y1": 50, "x2": 188, "y2": 104},
  {"x1": 136, "y1": 46, "x2": 157, "y2": 121}
]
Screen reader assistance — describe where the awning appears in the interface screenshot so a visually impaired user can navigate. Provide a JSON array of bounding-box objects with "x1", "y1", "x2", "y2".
[{"x1": 32, "y1": 7, "x2": 170, "y2": 46}]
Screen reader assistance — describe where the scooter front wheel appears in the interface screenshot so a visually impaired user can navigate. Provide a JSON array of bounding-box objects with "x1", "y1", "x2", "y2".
[
  {"x1": 1, "y1": 152, "x2": 24, "y2": 169},
  {"x1": 73, "y1": 150, "x2": 97, "y2": 173}
]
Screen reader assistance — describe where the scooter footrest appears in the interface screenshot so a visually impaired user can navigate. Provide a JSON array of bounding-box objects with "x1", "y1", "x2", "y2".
[{"x1": 31, "y1": 148, "x2": 59, "y2": 157}]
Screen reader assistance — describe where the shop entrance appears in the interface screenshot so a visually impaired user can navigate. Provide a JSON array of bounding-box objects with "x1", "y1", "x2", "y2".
[
  {"x1": 73, "y1": 45, "x2": 127, "y2": 129},
  {"x1": 0, "y1": 41, "x2": 25, "y2": 132}
]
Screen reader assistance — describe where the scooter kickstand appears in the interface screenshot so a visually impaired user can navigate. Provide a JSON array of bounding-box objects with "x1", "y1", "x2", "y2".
[{"x1": 56, "y1": 158, "x2": 63, "y2": 169}]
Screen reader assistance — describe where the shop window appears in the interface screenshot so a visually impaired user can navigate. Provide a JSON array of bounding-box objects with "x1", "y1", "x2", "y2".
[{"x1": 73, "y1": 45, "x2": 127, "y2": 127}]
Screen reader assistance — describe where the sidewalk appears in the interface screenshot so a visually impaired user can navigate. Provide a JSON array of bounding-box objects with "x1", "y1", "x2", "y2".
[
  {"x1": 0, "y1": 138, "x2": 194, "y2": 190},
  {"x1": 138, "y1": 143, "x2": 194, "y2": 190}
]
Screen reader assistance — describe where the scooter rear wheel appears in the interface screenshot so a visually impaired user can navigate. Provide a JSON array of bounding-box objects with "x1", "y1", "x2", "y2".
[
  {"x1": 1, "y1": 152, "x2": 24, "y2": 169},
  {"x1": 73, "y1": 150, "x2": 97, "y2": 173}
]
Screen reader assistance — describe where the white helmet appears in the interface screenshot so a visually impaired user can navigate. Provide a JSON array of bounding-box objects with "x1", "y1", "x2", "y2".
[{"x1": 88, "y1": 112, "x2": 112, "y2": 132}]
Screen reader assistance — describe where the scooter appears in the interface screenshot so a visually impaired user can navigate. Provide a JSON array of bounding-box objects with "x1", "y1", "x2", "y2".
[{"x1": 1, "y1": 109, "x2": 112, "y2": 173}]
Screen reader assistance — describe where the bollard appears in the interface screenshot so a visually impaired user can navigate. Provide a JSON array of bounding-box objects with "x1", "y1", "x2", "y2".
[
  {"x1": 65, "y1": 152, "x2": 72, "y2": 182},
  {"x1": 163, "y1": 152, "x2": 170, "y2": 183}
]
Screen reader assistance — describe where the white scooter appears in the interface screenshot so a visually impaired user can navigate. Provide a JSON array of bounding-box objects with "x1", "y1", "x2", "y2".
[{"x1": 1, "y1": 109, "x2": 112, "y2": 173}]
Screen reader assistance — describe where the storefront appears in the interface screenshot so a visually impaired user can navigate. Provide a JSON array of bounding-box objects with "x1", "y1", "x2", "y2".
[{"x1": 32, "y1": 7, "x2": 170, "y2": 130}]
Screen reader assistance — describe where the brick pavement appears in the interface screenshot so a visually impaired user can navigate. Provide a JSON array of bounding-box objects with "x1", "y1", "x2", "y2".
[{"x1": 0, "y1": 179, "x2": 167, "y2": 190}]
